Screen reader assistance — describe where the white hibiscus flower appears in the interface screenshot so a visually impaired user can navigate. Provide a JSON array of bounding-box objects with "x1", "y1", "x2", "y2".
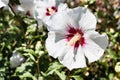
[
  {"x1": 35, "y1": 0, "x2": 68, "y2": 26},
  {"x1": 45, "y1": 7, "x2": 108, "y2": 70},
  {"x1": 15, "y1": 0, "x2": 44, "y2": 30},
  {"x1": 0, "y1": 0, "x2": 9, "y2": 8}
]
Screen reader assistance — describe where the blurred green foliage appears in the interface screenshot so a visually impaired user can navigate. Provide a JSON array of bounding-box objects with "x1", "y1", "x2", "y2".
[{"x1": 0, "y1": 0, "x2": 120, "y2": 80}]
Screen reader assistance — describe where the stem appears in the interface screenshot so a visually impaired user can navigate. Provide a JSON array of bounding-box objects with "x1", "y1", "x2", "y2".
[
  {"x1": 36, "y1": 55, "x2": 41, "y2": 80},
  {"x1": 66, "y1": 70, "x2": 71, "y2": 80},
  {"x1": 8, "y1": 4, "x2": 25, "y2": 35},
  {"x1": 8, "y1": 4, "x2": 16, "y2": 16}
]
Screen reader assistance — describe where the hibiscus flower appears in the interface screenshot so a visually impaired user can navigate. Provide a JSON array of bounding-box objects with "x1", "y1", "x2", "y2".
[
  {"x1": 14, "y1": 0, "x2": 44, "y2": 29},
  {"x1": 35, "y1": 0, "x2": 68, "y2": 26},
  {"x1": 45, "y1": 7, "x2": 108, "y2": 70}
]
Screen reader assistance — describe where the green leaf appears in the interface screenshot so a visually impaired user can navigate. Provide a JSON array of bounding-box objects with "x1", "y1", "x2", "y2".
[
  {"x1": 0, "y1": 68, "x2": 5, "y2": 72},
  {"x1": 100, "y1": 77, "x2": 107, "y2": 80},
  {"x1": 47, "y1": 62, "x2": 64, "y2": 75},
  {"x1": 0, "y1": 77, "x2": 4, "y2": 80},
  {"x1": 88, "y1": 0, "x2": 95, "y2": 4},
  {"x1": 71, "y1": 76, "x2": 84, "y2": 80},
  {"x1": 16, "y1": 62, "x2": 34, "y2": 73},
  {"x1": 0, "y1": 42, "x2": 5, "y2": 51},
  {"x1": 55, "y1": 71, "x2": 66, "y2": 80},
  {"x1": 109, "y1": 73, "x2": 114, "y2": 80},
  {"x1": 24, "y1": 49, "x2": 35, "y2": 54},
  {"x1": 19, "y1": 72, "x2": 37, "y2": 80},
  {"x1": 106, "y1": 49, "x2": 117, "y2": 60},
  {"x1": 24, "y1": 53, "x2": 36, "y2": 62}
]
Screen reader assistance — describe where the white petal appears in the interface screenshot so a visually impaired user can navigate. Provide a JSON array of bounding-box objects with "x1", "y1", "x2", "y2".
[
  {"x1": 19, "y1": 0, "x2": 35, "y2": 8},
  {"x1": 85, "y1": 31, "x2": 108, "y2": 49},
  {"x1": 78, "y1": 7, "x2": 97, "y2": 31},
  {"x1": 0, "y1": 2, "x2": 6, "y2": 8},
  {"x1": 35, "y1": 8, "x2": 46, "y2": 20},
  {"x1": 58, "y1": 46, "x2": 86, "y2": 70},
  {"x1": 19, "y1": 1, "x2": 33, "y2": 11},
  {"x1": 0, "y1": 0, "x2": 8, "y2": 8},
  {"x1": 67, "y1": 7, "x2": 85, "y2": 24},
  {"x1": 1, "y1": 0, "x2": 9, "y2": 4},
  {"x1": 36, "y1": 0, "x2": 55, "y2": 8},
  {"x1": 63, "y1": 7, "x2": 96, "y2": 31},
  {"x1": 57, "y1": 3, "x2": 68, "y2": 12},
  {"x1": 45, "y1": 31, "x2": 66, "y2": 58},
  {"x1": 48, "y1": 0, "x2": 56, "y2": 6},
  {"x1": 55, "y1": 0, "x2": 65, "y2": 5},
  {"x1": 47, "y1": 11, "x2": 77, "y2": 33},
  {"x1": 19, "y1": 0, "x2": 36, "y2": 16},
  {"x1": 83, "y1": 38, "x2": 104, "y2": 63},
  {"x1": 37, "y1": 19, "x2": 44, "y2": 28},
  {"x1": 72, "y1": 46, "x2": 87, "y2": 69},
  {"x1": 15, "y1": 5, "x2": 25, "y2": 12}
]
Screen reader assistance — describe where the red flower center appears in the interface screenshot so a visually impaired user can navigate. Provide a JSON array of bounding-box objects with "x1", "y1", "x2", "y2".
[
  {"x1": 66, "y1": 26, "x2": 85, "y2": 48},
  {"x1": 46, "y1": 6, "x2": 57, "y2": 16}
]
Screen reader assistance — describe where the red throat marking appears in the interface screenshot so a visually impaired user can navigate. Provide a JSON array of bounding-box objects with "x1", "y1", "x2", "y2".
[{"x1": 66, "y1": 26, "x2": 85, "y2": 48}]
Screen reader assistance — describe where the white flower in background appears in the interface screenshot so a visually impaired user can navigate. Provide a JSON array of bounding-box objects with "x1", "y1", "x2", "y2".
[
  {"x1": 9, "y1": 0, "x2": 44, "y2": 30},
  {"x1": 0, "y1": 0, "x2": 23, "y2": 13},
  {"x1": 10, "y1": 0, "x2": 67, "y2": 29},
  {"x1": 18, "y1": 0, "x2": 37, "y2": 18},
  {"x1": 10, "y1": 51, "x2": 25, "y2": 68},
  {"x1": 46, "y1": 7, "x2": 108, "y2": 70},
  {"x1": 0, "y1": 0, "x2": 22, "y2": 13},
  {"x1": 0, "y1": 0, "x2": 9, "y2": 8},
  {"x1": 35, "y1": 0, "x2": 68, "y2": 26}
]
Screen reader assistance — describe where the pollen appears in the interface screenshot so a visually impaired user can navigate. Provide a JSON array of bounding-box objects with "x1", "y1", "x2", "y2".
[{"x1": 68, "y1": 33, "x2": 81, "y2": 46}]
